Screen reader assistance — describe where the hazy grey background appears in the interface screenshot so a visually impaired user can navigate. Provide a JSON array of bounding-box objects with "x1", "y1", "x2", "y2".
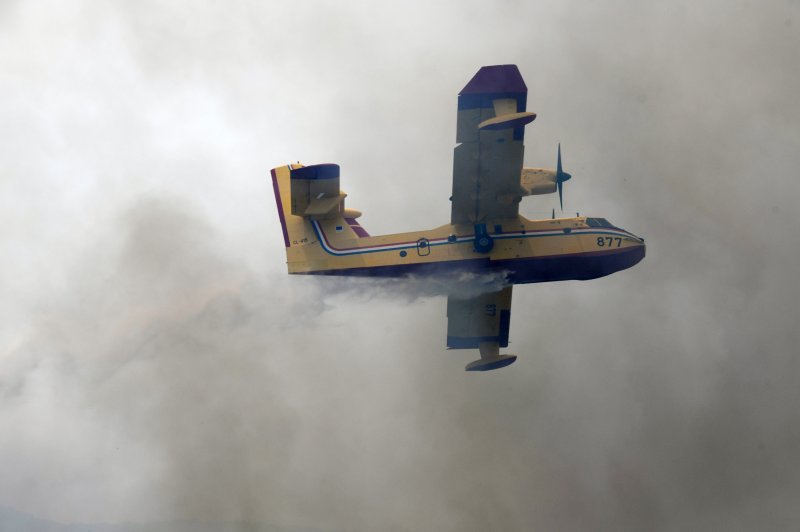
[{"x1": 1, "y1": 0, "x2": 799, "y2": 530}]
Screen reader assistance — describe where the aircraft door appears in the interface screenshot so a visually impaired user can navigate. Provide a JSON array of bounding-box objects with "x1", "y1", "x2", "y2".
[{"x1": 417, "y1": 237, "x2": 431, "y2": 256}]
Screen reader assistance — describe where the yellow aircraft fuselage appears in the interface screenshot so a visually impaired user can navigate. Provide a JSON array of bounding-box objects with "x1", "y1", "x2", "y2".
[{"x1": 271, "y1": 164, "x2": 645, "y2": 283}]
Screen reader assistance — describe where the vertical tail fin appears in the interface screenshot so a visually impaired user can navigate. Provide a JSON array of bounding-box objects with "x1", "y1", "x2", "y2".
[
  {"x1": 270, "y1": 163, "x2": 366, "y2": 273},
  {"x1": 271, "y1": 166, "x2": 292, "y2": 248},
  {"x1": 271, "y1": 164, "x2": 316, "y2": 250}
]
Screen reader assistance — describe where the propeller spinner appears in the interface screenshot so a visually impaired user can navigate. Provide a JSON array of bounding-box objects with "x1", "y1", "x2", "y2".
[{"x1": 556, "y1": 143, "x2": 572, "y2": 211}]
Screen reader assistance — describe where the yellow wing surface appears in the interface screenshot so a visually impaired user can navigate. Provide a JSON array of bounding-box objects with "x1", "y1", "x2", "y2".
[
  {"x1": 447, "y1": 286, "x2": 517, "y2": 371},
  {"x1": 446, "y1": 65, "x2": 536, "y2": 370},
  {"x1": 450, "y1": 65, "x2": 536, "y2": 225},
  {"x1": 447, "y1": 286, "x2": 512, "y2": 348}
]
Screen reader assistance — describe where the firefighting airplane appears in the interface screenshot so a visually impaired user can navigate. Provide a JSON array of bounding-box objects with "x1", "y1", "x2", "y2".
[{"x1": 270, "y1": 65, "x2": 645, "y2": 371}]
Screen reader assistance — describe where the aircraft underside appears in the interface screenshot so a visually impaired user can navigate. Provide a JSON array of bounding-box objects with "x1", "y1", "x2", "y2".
[{"x1": 297, "y1": 244, "x2": 645, "y2": 285}]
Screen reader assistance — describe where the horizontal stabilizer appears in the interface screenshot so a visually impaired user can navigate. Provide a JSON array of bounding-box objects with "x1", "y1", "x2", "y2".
[
  {"x1": 520, "y1": 167, "x2": 557, "y2": 196},
  {"x1": 290, "y1": 164, "x2": 345, "y2": 219},
  {"x1": 304, "y1": 193, "x2": 346, "y2": 216}
]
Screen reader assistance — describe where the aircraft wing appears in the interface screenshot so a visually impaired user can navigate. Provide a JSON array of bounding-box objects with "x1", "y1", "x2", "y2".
[
  {"x1": 446, "y1": 286, "x2": 513, "y2": 350},
  {"x1": 450, "y1": 65, "x2": 536, "y2": 225}
]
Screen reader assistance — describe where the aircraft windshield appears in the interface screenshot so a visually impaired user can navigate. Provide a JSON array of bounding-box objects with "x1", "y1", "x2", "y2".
[{"x1": 586, "y1": 217, "x2": 614, "y2": 228}]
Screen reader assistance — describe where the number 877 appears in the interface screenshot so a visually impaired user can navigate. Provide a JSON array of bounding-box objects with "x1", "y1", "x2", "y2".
[{"x1": 597, "y1": 236, "x2": 622, "y2": 248}]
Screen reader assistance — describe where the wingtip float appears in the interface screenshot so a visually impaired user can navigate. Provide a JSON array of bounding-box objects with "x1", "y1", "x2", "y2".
[{"x1": 270, "y1": 65, "x2": 645, "y2": 372}]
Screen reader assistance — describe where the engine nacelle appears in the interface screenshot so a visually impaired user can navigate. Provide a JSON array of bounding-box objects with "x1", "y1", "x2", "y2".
[{"x1": 520, "y1": 167, "x2": 557, "y2": 196}]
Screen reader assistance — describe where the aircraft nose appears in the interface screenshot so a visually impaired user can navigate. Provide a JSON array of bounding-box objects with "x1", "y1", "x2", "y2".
[
  {"x1": 625, "y1": 229, "x2": 645, "y2": 245},
  {"x1": 628, "y1": 231, "x2": 645, "y2": 248},
  {"x1": 630, "y1": 237, "x2": 646, "y2": 264}
]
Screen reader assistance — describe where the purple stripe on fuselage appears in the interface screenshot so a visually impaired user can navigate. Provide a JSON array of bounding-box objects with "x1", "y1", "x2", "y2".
[
  {"x1": 271, "y1": 169, "x2": 290, "y2": 248},
  {"x1": 351, "y1": 226, "x2": 370, "y2": 238},
  {"x1": 345, "y1": 218, "x2": 370, "y2": 238}
]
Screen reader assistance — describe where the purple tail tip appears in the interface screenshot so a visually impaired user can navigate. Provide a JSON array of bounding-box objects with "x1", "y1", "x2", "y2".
[{"x1": 460, "y1": 65, "x2": 526, "y2": 95}]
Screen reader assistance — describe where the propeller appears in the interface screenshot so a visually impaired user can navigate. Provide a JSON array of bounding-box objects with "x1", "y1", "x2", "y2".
[{"x1": 556, "y1": 143, "x2": 572, "y2": 211}]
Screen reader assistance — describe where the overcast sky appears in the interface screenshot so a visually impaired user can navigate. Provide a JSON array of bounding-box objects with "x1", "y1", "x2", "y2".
[{"x1": 2, "y1": 0, "x2": 800, "y2": 530}]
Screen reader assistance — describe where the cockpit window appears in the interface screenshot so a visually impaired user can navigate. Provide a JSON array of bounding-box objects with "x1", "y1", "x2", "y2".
[{"x1": 586, "y1": 217, "x2": 614, "y2": 228}]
